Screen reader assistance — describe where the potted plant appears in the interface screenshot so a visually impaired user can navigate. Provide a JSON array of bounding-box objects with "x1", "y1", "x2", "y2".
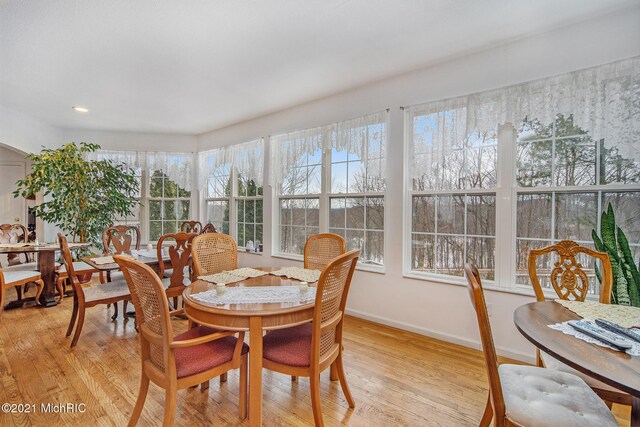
[
  {"x1": 592, "y1": 203, "x2": 640, "y2": 306},
  {"x1": 13, "y1": 142, "x2": 140, "y2": 279}
]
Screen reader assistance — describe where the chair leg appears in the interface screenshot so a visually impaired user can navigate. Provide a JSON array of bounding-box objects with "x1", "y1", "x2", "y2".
[
  {"x1": 163, "y1": 382, "x2": 177, "y2": 427},
  {"x1": 220, "y1": 372, "x2": 227, "y2": 383},
  {"x1": 112, "y1": 301, "x2": 119, "y2": 321},
  {"x1": 239, "y1": 353, "x2": 248, "y2": 419},
  {"x1": 172, "y1": 297, "x2": 178, "y2": 310},
  {"x1": 66, "y1": 297, "x2": 79, "y2": 337},
  {"x1": 330, "y1": 362, "x2": 338, "y2": 381},
  {"x1": 34, "y1": 280, "x2": 44, "y2": 304},
  {"x1": 310, "y1": 372, "x2": 324, "y2": 427},
  {"x1": 128, "y1": 373, "x2": 150, "y2": 427},
  {"x1": 201, "y1": 380, "x2": 210, "y2": 390},
  {"x1": 123, "y1": 300, "x2": 129, "y2": 317},
  {"x1": 0, "y1": 286, "x2": 5, "y2": 315},
  {"x1": 480, "y1": 394, "x2": 493, "y2": 427},
  {"x1": 56, "y1": 278, "x2": 65, "y2": 303},
  {"x1": 70, "y1": 305, "x2": 86, "y2": 348},
  {"x1": 14, "y1": 285, "x2": 22, "y2": 301},
  {"x1": 99, "y1": 272, "x2": 106, "y2": 284},
  {"x1": 335, "y1": 354, "x2": 354, "y2": 408}
]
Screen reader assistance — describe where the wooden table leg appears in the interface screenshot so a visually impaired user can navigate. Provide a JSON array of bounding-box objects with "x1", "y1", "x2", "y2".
[
  {"x1": 249, "y1": 316, "x2": 263, "y2": 427},
  {"x1": 37, "y1": 251, "x2": 57, "y2": 307},
  {"x1": 632, "y1": 396, "x2": 640, "y2": 427}
]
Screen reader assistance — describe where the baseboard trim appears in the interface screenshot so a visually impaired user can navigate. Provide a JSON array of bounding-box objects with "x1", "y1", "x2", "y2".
[{"x1": 345, "y1": 307, "x2": 535, "y2": 364}]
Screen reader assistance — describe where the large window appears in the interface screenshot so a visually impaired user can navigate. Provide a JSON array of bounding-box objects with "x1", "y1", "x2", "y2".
[
  {"x1": 272, "y1": 111, "x2": 388, "y2": 265},
  {"x1": 408, "y1": 106, "x2": 497, "y2": 280},
  {"x1": 148, "y1": 170, "x2": 191, "y2": 241},
  {"x1": 515, "y1": 114, "x2": 640, "y2": 294},
  {"x1": 406, "y1": 56, "x2": 640, "y2": 293},
  {"x1": 200, "y1": 140, "x2": 264, "y2": 249}
]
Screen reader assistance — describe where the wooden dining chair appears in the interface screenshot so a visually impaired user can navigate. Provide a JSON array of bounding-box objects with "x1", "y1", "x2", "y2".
[
  {"x1": 0, "y1": 223, "x2": 38, "y2": 300},
  {"x1": 261, "y1": 249, "x2": 360, "y2": 426},
  {"x1": 464, "y1": 263, "x2": 617, "y2": 427},
  {"x1": 102, "y1": 224, "x2": 141, "y2": 255},
  {"x1": 102, "y1": 225, "x2": 141, "y2": 316},
  {"x1": 201, "y1": 223, "x2": 218, "y2": 234},
  {"x1": 59, "y1": 233, "x2": 131, "y2": 347},
  {"x1": 157, "y1": 232, "x2": 197, "y2": 309},
  {"x1": 0, "y1": 269, "x2": 44, "y2": 315},
  {"x1": 304, "y1": 233, "x2": 346, "y2": 271},
  {"x1": 114, "y1": 255, "x2": 248, "y2": 427},
  {"x1": 180, "y1": 220, "x2": 203, "y2": 234},
  {"x1": 528, "y1": 240, "x2": 629, "y2": 406},
  {"x1": 191, "y1": 233, "x2": 237, "y2": 277}
]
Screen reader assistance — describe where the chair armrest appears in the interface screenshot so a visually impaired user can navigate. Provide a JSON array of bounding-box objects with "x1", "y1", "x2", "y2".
[{"x1": 169, "y1": 330, "x2": 237, "y2": 348}]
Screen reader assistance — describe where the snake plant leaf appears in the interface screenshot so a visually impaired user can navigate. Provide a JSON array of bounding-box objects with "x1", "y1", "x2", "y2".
[
  {"x1": 616, "y1": 258, "x2": 631, "y2": 306},
  {"x1": 601, "y1": 204, "x2": 618, "y2": 254}
]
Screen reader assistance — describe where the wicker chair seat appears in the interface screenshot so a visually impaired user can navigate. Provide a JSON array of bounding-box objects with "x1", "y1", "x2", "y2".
[
  {"x1": 263, "y1": 323, "x2": 312, "y2": 367},
  {"x1": 83, "y1": 279, "x2": 130, "y2": 302},
  {"x1": 174, "y1": 326, "x2": 249, "y2": 378}
]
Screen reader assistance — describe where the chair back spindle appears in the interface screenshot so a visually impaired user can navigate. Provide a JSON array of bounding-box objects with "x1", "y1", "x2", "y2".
[
  {"x1": 528, "y1": 240, "x2": 613, "y2": 303},
  {"x1": 102, "y1": 225, "x2": 141, "y2": 255},
  {"x1": 157, "y1": 232, "x2": 197, "y2": 289}
]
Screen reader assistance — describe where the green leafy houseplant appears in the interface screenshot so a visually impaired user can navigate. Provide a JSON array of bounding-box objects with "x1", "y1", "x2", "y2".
[
  {"x1": 592, "y1": 203, "x2": 640, "y2": 306},
  {"x1": 13, "y1": 142, "x2": 140, "y2": 245}
]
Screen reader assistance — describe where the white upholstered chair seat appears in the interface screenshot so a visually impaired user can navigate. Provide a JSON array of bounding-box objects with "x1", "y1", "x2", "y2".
[
  {"x1": 161, "y1": 277, "x2": 189, "y2": 288},
  {"x1": 3, "y1": 262, "x2": 50, "y2": 272},
  {"x1": 540, "y1": 351, "x2": 623, "y2": 393},
  {"x1": 83, "y1": 280, "x2": 130, "y2": 302},
  {"x1": 59, "y1": 261, "x2": 97, "y2": 274},
  {"x1": 499, "y1": 364, "x2": 617, "y2": 427},
  {"x1": 1, "y1": 270, "x2": 41, "y2": 284},
  {"x1": 162, "y1": 266, "x2": 190, "y2": 279}
]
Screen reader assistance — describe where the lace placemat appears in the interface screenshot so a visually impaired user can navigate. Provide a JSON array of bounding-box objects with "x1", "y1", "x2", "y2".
[
  {"x1": 549, "y1": 321, "x2": 640, "y2": 356},
  {"x1": 191, "y1": 285, "x2": 317, "y2": 305},
  {"x1": 92, "y1": 256, "x2": 116, "y2": 265},
  {"x1": 198, "y1": 268, "x2": 269, "y2": 284},
  {"x1": 270, "y1": 267, "x2": 321, "y2": 282},
  {"x1": 555, "y1": 299, "x2": 640, "y2": 328}
]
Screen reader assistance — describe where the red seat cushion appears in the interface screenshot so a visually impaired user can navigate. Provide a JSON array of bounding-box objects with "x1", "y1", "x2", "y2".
[
  {"x1": 173, "y1": 326, "x2": 249, "y2": 378},
  {"x1": 263, "y1": 323, "x2": 312, "y2": 367}
]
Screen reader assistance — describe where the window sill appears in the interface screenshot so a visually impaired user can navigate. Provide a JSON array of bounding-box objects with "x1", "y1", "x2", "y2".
[
  {"x1": 237, "y1": 250, "x2": 263, "y2": 256},
  {"x1": 272, "y1": 252, "x2": 385, "y2": 274},
  {"x1": 402, "y1": 271, "x2": 601, "y2": 300}
]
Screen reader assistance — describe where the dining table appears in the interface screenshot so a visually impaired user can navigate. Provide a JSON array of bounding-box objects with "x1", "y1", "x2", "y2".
[
  {"x1": 0, "y1": 242, "x2": 91, "y2": 307},
  {"x1": 514, "y1": 301, "x2": 640, "y2": 426},
  {"x1": 182, "y1": 267, "x2": 316, "y2": 427}
]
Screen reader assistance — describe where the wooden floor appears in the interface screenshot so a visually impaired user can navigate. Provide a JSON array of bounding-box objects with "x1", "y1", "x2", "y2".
[{"x1": 0, "y1": 285, "x2": 630, "y2": 426}]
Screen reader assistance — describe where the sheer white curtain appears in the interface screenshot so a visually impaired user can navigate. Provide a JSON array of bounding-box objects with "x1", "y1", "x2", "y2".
[
  {"x1": 270, "y1": 126, "x2": 330, "y2": 189},
  {"x1": 197, "y1": 146, "x2": 233, "y2": 190},
  {"x1": 408, "y1": 55, "x2": 640, "y2": 170},
  {"x1": 233, "y1": 139, "x2": 264, "y2": 187},
  {"x1": 86, "y1": 150, "x2": 194, "y2": 191}
]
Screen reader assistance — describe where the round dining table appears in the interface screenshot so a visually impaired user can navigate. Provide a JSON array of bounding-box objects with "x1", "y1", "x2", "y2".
[
  {"x1": 182, "y1": 267, "x2": 315, "y2": 427},
  {"x1": 514, "y1": 301, "x2": 640, "y2": 426}
]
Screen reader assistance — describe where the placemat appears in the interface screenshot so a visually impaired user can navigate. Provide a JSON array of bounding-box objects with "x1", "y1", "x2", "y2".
[
  {"x1": 270, "y1": 267, "x2": 321, "y2": 283},
  {"x1": 198, "y1": 268, "x2": 269, "y2": 284},
  {"x1": 191, "y1": 285, "x2": 316, "y2": 305},
  {"x1": 91, "y1": 256, "x2": 116, "y2": 265},
  {"x1": 549, "y1": 320, "x2": 640, "y2": 356},
  {"x1": 555, "y1": 299, "x2": 640, "y2": 328}
]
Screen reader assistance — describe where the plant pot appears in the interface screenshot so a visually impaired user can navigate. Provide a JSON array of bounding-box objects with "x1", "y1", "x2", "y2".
[{"x1": 77, "y1": 272, "x2": 93, "y2": 284}]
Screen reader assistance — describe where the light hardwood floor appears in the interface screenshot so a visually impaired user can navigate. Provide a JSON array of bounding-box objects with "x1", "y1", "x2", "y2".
[{"x1": 0, "y1": 284, "x2": 630, "y2": 426}]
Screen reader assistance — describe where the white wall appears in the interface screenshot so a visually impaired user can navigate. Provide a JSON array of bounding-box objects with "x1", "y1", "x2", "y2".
[
  {"x1": 0, "y1": 104, "x2": 61, "y2": 154},
  {"x1": 62, "y1": 129, "x2": 197, "y2": 152},
  {"x1": 198, "y1": 6, "x2": 640, "y2": 362}
]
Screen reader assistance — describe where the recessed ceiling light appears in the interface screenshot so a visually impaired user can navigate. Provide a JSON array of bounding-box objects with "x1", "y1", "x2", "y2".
[{"x1": 72, "y1": 106, "x2": 89, "y2": 113}]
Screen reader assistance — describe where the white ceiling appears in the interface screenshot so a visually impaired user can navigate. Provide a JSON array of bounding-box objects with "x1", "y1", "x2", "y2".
[{"x1": 0, "y1": 0, "x2": 636, "y2": 134}]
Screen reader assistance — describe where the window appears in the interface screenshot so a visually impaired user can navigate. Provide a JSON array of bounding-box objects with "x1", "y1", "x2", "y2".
[
  {"x1": 148, "y1": 170, "x2": 191, "y2": 241},
  {"x1": 272, "y1": 111, "x2": 388, "y2": 264},
  {"x1": 199, "y1": 140, "x2": 264, "y2": 249},
  {"x1": 329, "y1": 113, "x2": 387, "y2": 265},
  {"x1": 515, "y1": 114, "x2": 640, "y2": 295},
  {"x1": 408, "y1": 106, "x2": 497, "y2": 280},
  {"x1": 405, "y1": 56, "x2": 640, "y2": 293},
  {"x1": 204, "y1": 163, "x2": 231, "y2": 234}
]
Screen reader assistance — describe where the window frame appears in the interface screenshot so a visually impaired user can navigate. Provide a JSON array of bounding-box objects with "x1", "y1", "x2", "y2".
[{"x1": 272, "y1": 111, "x2": 388, "y2": 272}]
